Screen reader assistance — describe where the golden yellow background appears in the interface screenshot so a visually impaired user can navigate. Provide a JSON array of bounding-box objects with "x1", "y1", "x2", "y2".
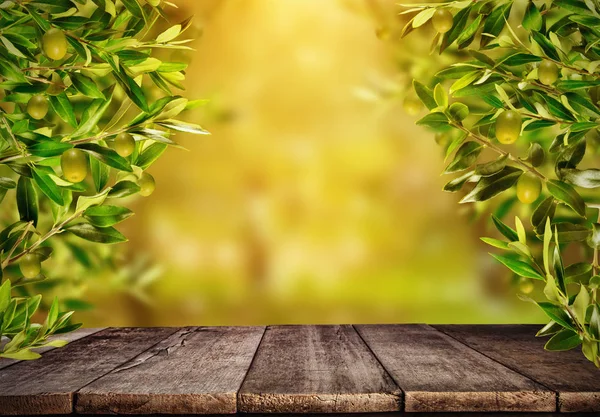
[{"x1": 79, "y1": 0, "x2": 546, "y2": 327}]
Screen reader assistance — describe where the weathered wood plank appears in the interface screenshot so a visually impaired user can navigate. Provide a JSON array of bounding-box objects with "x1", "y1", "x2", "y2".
[
  {"x1": 0, "y1": 327, "x2": 178, "y2": 415},
  {"x1": 0, "y1": 327, "x2": 105, "y2": 371},
  {"x1": 435, "y1": 324, "x2": 600, "y2": 413},
  {"x1": 355, "y1": 324, "x2": 555, "y2": 412},
  {"x1": 76, "y1": 326, "x2": 265, "y2": 414},
  {"x1": 238, "y1": 325, "x2": 401, "y2": 414},
  {"x1": 246, "y1": 414, "x2": 566, "y2": 417}
]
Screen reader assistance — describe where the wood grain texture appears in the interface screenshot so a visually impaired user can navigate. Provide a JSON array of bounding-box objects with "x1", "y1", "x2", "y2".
[
  {"x1": 76, "y1": 326, "x2": 265, "y2": 415},
  {"x1": 355, "y1": 324, "x2": 555, "y2": 413},
  {"x1": 238, "y1": 325, "x2": 401, "y2": 414},
  {"x1": 0, "y1": 327, "x2": 177, "y2": 415},
  {"x1": 0, "y1": 327, "x2": 104, "y2": 371},
  {"x1": 435, "y1": 324, "x2": 600, "y2": 413}
]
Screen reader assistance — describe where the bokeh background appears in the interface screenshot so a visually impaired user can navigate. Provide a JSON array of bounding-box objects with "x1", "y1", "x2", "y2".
[{"x1": 76, "y1": 0, "x2": 546, "y2": 327}]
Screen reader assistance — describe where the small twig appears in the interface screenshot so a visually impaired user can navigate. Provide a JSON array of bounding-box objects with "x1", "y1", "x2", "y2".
[
  {"x1": 1, "y1": 222, "x2": 33, "y2": 269},
  {"x1": 5, "y1": 212, "x2": 82, "y2": 266},
  {"x1": 451, "y1": 122, "x2": 547, "y2": 181}
]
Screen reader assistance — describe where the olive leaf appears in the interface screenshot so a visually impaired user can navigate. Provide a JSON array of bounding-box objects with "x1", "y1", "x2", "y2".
[
  {"x1": 443, "y1": 171, "x2": 475, "y2": 192},
  {"x1": 475, "y1": 154, "x2": 507, "y2": 177},
  {"x1": 522, "y1": 2, "x2": 543, "y2": 31},
  {"x1": 28, "y1": 141, "x2": 73, "y2": 158},
  {"x1": 65, "y1": 222, "x2": 127, "y2": 244},
  {"x1": 480, "y1": 3, "x2": 511, "y2": 48},
  {"x1": 84, "y1": 205, "x2": 134, "y2": 227},
  {"x1": 553, "y1": 222, "x2": 592, "y2": 243},
  {"x1": 565, "y1": 262, "x2": 593, "y2": 285},
  {"x1": 444, "y1": 141, "x2": 482, "y2": 173},
  {"x1": 70, "y1": 73, "x2": 105, "y2": 99},
  {"x1": 460, "y1": 166, "x2": 523, "y2": 203},
  {"x1": 48, "y1": 93, "x2": 77, "y2": 127},
  {"x1": 545, "y1": 329, "x2": 582, "y2": 351},
  {"x1": 492, "y1": 214, "x2": 519, "y2": 241},
  {"x1": 561, "y1": 168, "x2": 600, "y2": 189},
  {"x1": 108, "y1": 180, "x2": 141, "y2": 198},
  {"x1": 531, "y1": 197, "x2": 556, "y2": 235},
  {"x1": 546, "y1": 180, "x2": 586, "y2": 217},
  {"x1": 587, "y1": 223, "x2": 600, "y2": 250},
  {"x1": 490, "y1": 253, "x2": 544, "y2": 280},
  {"x1": 31, "y1": 167, "x2": 64, "y2": 206},
  {"x1": 77, "y1": 143, "x2": 132, "y2": 172},
  {"x1": 413, "y1": 80, "x2": 437, "y2": 110},
  {"x1": 16, "y1": 177, "x2": 38, "y2": 227}
]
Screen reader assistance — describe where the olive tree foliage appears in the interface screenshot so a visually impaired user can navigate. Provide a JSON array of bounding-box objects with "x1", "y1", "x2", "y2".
[
  {"x1": 0, "y1": 0, "x2": 208, "y2": 360},
  {"x1": 401, "y1": 0, "x2": 600, "y2": 366}
]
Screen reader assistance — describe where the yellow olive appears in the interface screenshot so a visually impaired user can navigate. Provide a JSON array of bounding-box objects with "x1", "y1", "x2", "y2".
[
  {"x1": 432, "y1": 9, "x2": 454, "y2": 34},
  {"x1": 375, "y1": 27, "x2": 391, "y2": 40},
  {"x1": 112, "y1": 132, "x2": 135, "y2": 157},
  {"x1": 138, "y1": 172, "x2": 155, "y2": 197},
  {"x1": 0, "y1": 88, "x2": 15, "y2": 113},
  {"x1": 20, "y1": 253, "x2": 41, "y2": 279},
  {"x1": 61, "y1": 149, "x2": 88, "y2": 183},
  {"x1": 516, "y1": 173, "x2": 542, "y2": 204},
  {"x1": 42, "y1": 28, "x2": 68, "y2": 61},
  {"x1": 538, "y1": 61, "x2": 559, "y2": 86},
  {"x1": 518, "y1": 277, "x2": 534, "y2": 294},
  {"x1": 495, "y1": 110, "x2": 522, "y2": 144},
  {"x1": 403, "y1": 96, "x2": 422, "y2": 116},
  {"x1": 434, "y1": 131, "x2": 450, "y2": 147},
  {"x1": 27, "y1": 95, "x2": 49, "y2": 120}
]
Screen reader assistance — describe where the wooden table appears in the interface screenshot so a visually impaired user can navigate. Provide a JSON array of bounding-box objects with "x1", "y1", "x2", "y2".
[{"x1": 0, "y1": 325, "x2": 598, "y2": 415}]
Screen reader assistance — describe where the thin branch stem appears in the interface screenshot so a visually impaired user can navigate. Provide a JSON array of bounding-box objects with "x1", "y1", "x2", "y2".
[
  {"x1": 451, "y1": 122, "x2": 547, "y2": 181},
  {"x1": 21, "y1": 65, "x2": 88, "y2": 72},
  {"x1": 1, "y1": 222, "x2": 33, "y2": 269},
  {"x1": 5, "y1": 212, "x2": 82, "y2": 266}
]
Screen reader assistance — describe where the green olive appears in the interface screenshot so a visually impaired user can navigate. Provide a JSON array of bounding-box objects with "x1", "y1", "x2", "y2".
[
  {"x1": 516, "y1": 173, "x2": 541, "y2": 204},
  {"x1": 403, "y1": 96, "x2": 422, "y2": 116},
  {"x1": 375, "y1": 27, "x2": 391, "y2": 40},
  {"x1": 112, "y1": 132, "x2": 135, "y2": 157},
  {"x1": 20, "y1": 253, "x2": 41, "y2": 279},
  {"x1": 61, "y1": 149, "x2": 88, "y2": 183},
  {"x1": 432, "y1": 9, "x2": 454, "y2": 34},
  {"x1": 138, "y1": 172, "x2": 155, "y2": 197},
  {"x1": 27, "y1": 95, "x2": 49, "y2": 120},
  {"x1": 434, "y1": 131, "x2": 450, "y2": 147},
  {"x1": 495, "y1": 110, "x2": 522, "y2": 144},
  {"x1": 42, "y1": 28, "x2": 68, "y2": 61},
  {"x1": 518, "y1": 277, "x2": 534, "y2": 294},
  {"x1": 538, "y1": 61, "x2": 559, "y2": 86}
]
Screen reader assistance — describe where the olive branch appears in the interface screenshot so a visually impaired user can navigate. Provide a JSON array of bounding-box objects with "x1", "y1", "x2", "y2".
[
  {"x1": 0, "y1": 0, "x2": 205, "y2": 360},
  {"x1": 399, "y1": 0, "x2": 600, "y2": 366}
]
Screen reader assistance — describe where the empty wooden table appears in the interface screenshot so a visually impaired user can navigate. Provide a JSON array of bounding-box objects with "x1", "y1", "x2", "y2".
[{"x1": 0, "y1": 324, "x2": 598, "y2": 415}]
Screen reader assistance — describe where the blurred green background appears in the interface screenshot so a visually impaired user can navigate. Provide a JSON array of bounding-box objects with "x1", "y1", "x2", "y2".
[{"x1": 76, "y1": 0, "x2": 546, "y2": 327}]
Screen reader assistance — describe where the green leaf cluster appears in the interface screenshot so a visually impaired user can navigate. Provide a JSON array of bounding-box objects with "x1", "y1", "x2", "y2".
[
  {"x1": 0, "y1": 0, "x2": 207, "y2": 360},
  {"x1": 401, "y1": 0, "x2": 600, "y2": 367}
]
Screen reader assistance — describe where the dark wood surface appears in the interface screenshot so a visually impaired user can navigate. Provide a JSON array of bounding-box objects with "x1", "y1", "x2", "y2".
[
  {"x1": 0, "y1": 324, "x2": 598, "y2": 415},
  {"x1": 76, "y1": 326, "x2": 265, "y2": 414},
  {"x1": 434, "y1": 324, "x2": 600, "y2": 413},
  {"x1": 238, "y1": 325, "x2": 401, "y2": 413},
  {"x1": 0, "y1": 327, "x2": 177, "y2": 415},
  {"x1": 355, "y1": 324, "x2": 555, "y2": 412}
]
